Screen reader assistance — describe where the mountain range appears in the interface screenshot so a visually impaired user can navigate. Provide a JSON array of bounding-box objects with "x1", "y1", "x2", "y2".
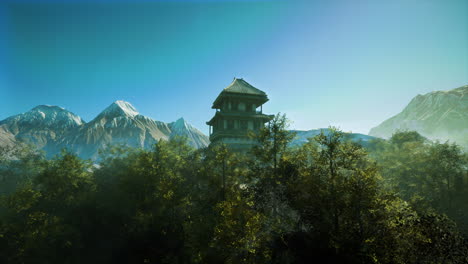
[
  {"x1": 1, "y1": 85, "x2": 466, "y2": 159},
  {"x1": 0, "y1": 101, "x2": 209, "y2": 160},
  {"x1": 369, "y1": 85, "x2": 467, "y2": 149}
]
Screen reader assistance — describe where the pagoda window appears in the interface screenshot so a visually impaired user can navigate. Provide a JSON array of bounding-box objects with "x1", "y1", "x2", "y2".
[
  {"x1": 228, "y1": 102, "x2": 232, "y2": 110},
  {"x1": 252, "y1": 104, "x2": 256, "y2": 112},
  {"x1": 238, "y1": 102, "x2": 246, "y2": 111},
  {"x1": 248, "y1": 120, "x2": 253, "y2": 129},
  {"x1": 234, "y1": 120, "x2": 239, "y2": 129},
  {"x1": 241, "y1": 120, "x2": 248, "y2": 129},
  {"x1": 228, "y1": 120, "x2": 234, "y2": 129},
  {"x1": 224, "y1": 120, "x2": 227, "y2": 129}
]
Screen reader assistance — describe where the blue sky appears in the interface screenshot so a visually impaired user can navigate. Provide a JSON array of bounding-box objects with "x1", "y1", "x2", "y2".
[{"x1": 1, "y1": 0, "x2": 467, "y2": 134}]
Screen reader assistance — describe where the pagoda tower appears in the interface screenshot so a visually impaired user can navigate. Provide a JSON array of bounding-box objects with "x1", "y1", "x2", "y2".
[{"x1": 206, "y1": 78, "x2": 274, "y2": 151}]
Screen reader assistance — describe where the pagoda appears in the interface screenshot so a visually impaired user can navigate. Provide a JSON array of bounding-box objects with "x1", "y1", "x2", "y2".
[{"x1": 206, "y1": 78, "x2": 274, "y2": 151}]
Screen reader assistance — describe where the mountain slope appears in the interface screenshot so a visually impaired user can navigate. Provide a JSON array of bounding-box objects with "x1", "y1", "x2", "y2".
[
  {"x1": 0, "y1": 105, "x2": 84, "y2": 154},
  {"x1": 0, "y1": 126, "x2": 16, "y2": 147},
  {"x1": 0, "y1": 101, "x2": 209, "y2": 160},
  {"x1": 60, "y1": 101, "x2": 173, "y2": 159},
  {"x1": 168, "y1": 118, "x2": 210, "y2": 149},
  {"x1": 369, "y1": 85, "x2": 468, "y2": 148}
]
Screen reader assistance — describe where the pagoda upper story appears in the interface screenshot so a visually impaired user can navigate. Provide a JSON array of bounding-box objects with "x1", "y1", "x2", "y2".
[{"x1": 206, "y1": 78, "x2": 273, "y2": 150}]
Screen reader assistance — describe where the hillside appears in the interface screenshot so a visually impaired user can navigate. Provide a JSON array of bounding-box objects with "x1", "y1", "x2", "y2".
[{"x1": 369, "y1": 85, "x2": 468, "y2": 148}]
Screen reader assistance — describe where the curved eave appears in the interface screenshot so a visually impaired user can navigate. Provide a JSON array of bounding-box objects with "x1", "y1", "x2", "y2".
[
  {"x1": 206, "y1": 111, "x2": 221, "y2": 125},
  {"x1": 212, "y1": 92, "x2": 269, "y2": 109},
  {"x1": 206, "y1": 112, "x2": 273, "y2": 125}
]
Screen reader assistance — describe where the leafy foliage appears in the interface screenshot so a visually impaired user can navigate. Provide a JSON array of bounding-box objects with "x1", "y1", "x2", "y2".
[{"x1": 0, "y1": 120, "x2": 467, "y2": 264}]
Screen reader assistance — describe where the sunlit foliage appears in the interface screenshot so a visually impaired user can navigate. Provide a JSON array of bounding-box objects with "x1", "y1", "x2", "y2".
[{"x1": 0, "y1": 117, "x2": 466, "y2": 264}]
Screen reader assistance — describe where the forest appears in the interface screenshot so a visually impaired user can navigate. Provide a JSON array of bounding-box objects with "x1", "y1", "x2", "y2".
[{"x1": 0, "y1": 114, "x2": 467, "y2": 264}]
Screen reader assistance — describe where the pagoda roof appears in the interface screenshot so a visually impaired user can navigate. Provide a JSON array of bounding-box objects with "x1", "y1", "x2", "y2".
[
  {"x1": 223, "y1": 78, "x2": 266, "y2": 96},
  {"x1": 206, "y1": 111, "x2": 273, "y2": 125},
  {"x1": 212, "y1": 78, "x2": 268, "y2": 108}
]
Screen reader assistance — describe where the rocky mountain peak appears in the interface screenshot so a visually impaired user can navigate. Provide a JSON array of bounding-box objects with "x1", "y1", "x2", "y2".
[
  {"x1": 167, "y1": 117, "x2": 209, "y2": 148},
  {"x1": 95, "y1": 100, "x2": 140, "y2": 120},
  {"x1": 0, "y1": 104, "x2": 84, "y2": 128},
  {"x1": 0, "y1": 101, "x2": 210, "y2": 160},
  {"x1": 171, "y1": 117, "x2": 189, "y2": 130}
]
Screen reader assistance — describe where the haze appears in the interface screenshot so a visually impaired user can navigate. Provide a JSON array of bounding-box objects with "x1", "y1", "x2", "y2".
[{"x1": 1, "y1": 0, "x2": 467, "y2": 134}]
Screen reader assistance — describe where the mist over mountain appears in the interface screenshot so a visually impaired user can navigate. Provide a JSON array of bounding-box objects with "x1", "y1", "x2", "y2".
[
  {"x1": 0, "y1": 101, "x2": 209, "y2": 160},
  {"x1": 369, "y1": 85, "x2": 468, "y2": 148},
  {"x1": 291, "y1": 129, "x2": 378, "y2": 148}
]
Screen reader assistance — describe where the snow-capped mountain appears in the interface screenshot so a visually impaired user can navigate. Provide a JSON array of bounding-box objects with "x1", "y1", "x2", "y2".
[
  {"x1": 0, "y1": 105, "x2": 84, "y2": 131},
  {"x1": 94, "y1": 100, "x2": 140, "y2": 119},
  {"x1": 369, "y1": 85, "x2": 468, "y2": 148},
  {"x1": 0, "y1": 105, "x2": 84, "y2": 153},
  {"x1": 0, "y1": 101, "x2": 209, "y2": 160},
  {"x1": 59, "y1": 101, "x2": 174, "y2": 159},
  {"x1": 168, "y1": 118, "x2": 210, "y2": 149}
]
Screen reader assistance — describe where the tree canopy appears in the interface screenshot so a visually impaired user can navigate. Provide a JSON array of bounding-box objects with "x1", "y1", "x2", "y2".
[{"x1": 0, "y1": 117, "x2": 467, "y2": 264}]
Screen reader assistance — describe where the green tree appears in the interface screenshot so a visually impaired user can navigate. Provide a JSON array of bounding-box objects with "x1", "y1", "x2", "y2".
[
  {"x1": 389, "y1": 130, "x2": 426, "y2": 147},
  {"x1": 35, "y1": 150, "x2": 94, "y2": 206},
  {"x1": 251, "y1": 113, "x2": 295, "y2": 178},
  {"x1": 371, "y1": 131, "x2": 468, "y2": 235},
  {"x1": 0, "y1": 150, "x2": 95, "y2": 264},
  {"x1": 0, "y1": 143, "x2": 46, "y2": 196},
  {"x1": 92, "y1": 137, "x2": 198, "y2": 263},
  {"x1": 1, "y1": 127, "x2": 467, "y2": 264}
]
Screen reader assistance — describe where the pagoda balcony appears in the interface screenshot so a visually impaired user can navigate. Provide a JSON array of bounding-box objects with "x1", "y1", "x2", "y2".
[{"x1": 209, "y1": 129, "x2": 257, "y2": 142}]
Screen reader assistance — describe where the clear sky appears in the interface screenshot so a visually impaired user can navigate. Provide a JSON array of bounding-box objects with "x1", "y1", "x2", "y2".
[{"x1": 1, "y1": 0, "x2": 467, "y2": 134}]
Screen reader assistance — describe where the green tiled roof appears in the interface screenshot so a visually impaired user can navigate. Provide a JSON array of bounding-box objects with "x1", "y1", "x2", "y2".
[
  {"x1": 223, "y1": 78, "x2": 266, "y2": 95},
  {"x1": 212, "y1": 78, "x2": 268, "y2": 109}
]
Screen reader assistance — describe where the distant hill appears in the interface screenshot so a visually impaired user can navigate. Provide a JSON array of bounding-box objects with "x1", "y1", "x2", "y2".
[
  {"x1": 290, "y1": 129, "x2": 378, "y2": 148},
  {"x1": 369, "y1": 85, "x2": 468, "y2": 149},
  {"x1": 0, "y1": 101, "x2": 209, "y2": 160}
]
